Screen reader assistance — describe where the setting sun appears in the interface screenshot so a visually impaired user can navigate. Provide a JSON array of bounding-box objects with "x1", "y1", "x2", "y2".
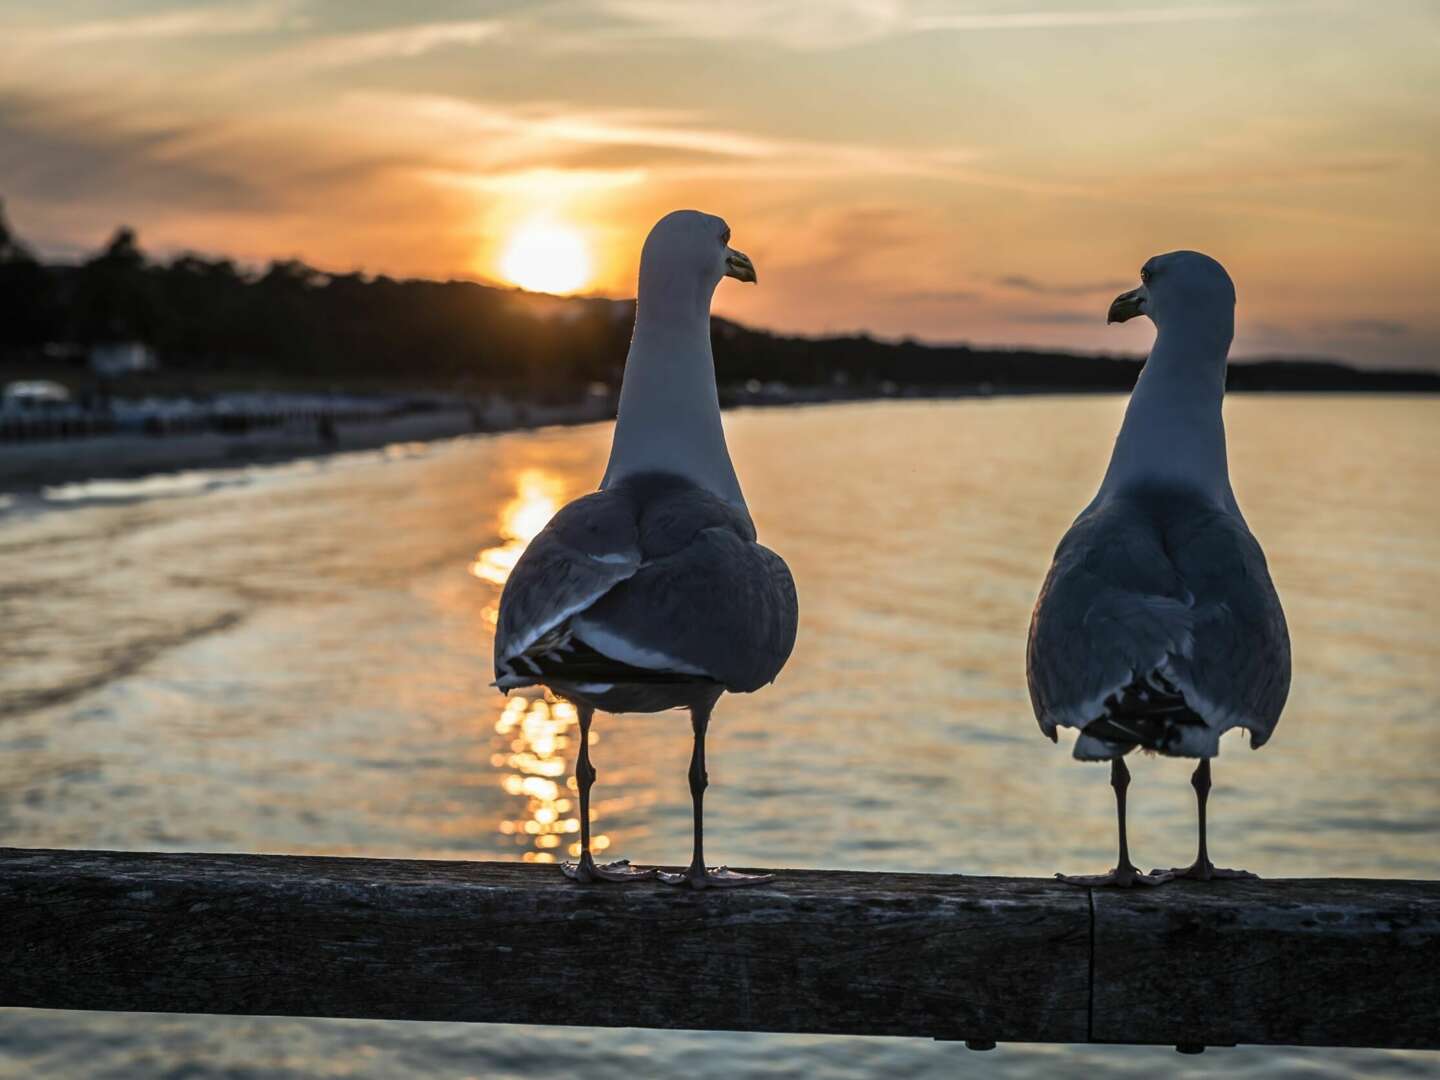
[{"x1": 498, "y1": 221, "x2": 593, "y2": 295}]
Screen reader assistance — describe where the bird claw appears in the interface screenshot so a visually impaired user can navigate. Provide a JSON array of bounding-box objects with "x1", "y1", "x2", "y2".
[
  {"x1": 561, "y1": 856, "x2": 657, "y2": 884},
  {"x1": 657, "y1": 865, "x2": 775, "y2": 890},
  {"x1": 1055, "y1": 866, "x2": 1174, "y2": 888}
]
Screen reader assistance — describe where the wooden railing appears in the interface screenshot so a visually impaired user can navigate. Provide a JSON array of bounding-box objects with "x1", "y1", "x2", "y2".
[{"x1": 1, "y1": 848, "x2": 1435, "y2": 1052}]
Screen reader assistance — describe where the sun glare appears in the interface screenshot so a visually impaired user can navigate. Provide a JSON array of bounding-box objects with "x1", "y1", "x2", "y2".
[
  {"x1": 470, "y1": 469, "x2": 564, "y2": 588},
  {"x1": 499, "y1": 220, "x2": 593, "y2": 294}
]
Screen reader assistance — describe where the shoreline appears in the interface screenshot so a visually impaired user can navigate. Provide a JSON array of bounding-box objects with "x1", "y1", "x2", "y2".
[
  {"x1": 2, "y1": 386, "x2": 1435, "y2": 502},
  {"x1": 0, "y1": 400, "x2": 610, "y2": 500}
]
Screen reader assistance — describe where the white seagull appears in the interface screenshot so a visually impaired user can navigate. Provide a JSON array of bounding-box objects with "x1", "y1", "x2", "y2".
[
  {"x1": 494, "y1": 210, "x2": 798, "y2": 889},
  {"x1": 1027, "y1": 251, "x2": 1290, "y2": 887}
]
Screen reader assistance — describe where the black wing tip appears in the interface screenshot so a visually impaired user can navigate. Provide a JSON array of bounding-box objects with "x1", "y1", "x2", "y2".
[
  {"x1": 1081, "y1": 670, "x2": 1205, "y2": 753},
  {"x1": 511, "y1": 636, "x2": 721, "y2": 689}
]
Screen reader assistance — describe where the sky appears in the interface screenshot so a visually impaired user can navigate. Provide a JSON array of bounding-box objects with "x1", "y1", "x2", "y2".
[{"x1": 1, "y1": 0, "x2": 1437, "y2": 367}]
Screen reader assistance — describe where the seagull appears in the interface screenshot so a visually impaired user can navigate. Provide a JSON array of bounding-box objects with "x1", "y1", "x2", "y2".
[
  {"x1": 493, "y1": 210, "x2": 798, "y2": 890},
  {"x1": 1027, "y1": 251, "x2": 1290, "y2": 887}
]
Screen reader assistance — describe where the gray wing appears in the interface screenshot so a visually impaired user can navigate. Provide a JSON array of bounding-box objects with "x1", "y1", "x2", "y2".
[
  {"x1": 1027, "y1": 499, "x2": 1194, "y2": 740},
  {"x1": 1027, "y1": 493, "x2": 1289, "y2": 753},
  {"x1": 1163, "y1": 505, "x2": 1290, "y2": 748},
  {"x1": 494, "y1": 489, "x2": 640, "y2": 686},
  {"x1": 572, "y1": 527, "x2": 799, "y2": 693}
]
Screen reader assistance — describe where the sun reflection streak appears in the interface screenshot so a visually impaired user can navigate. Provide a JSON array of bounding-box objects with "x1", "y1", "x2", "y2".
[
  {"x1": 475, "y1": 468, "x2": 612, "y2": 862},
  {"x1": 492, "y1": 694, "x2": 611, "y2": 863},
  {"x1": 470, "y1": 468, "x2": 564, "y2": 590}
]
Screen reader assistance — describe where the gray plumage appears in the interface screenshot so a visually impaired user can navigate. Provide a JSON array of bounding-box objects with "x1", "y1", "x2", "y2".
[
  {"x1": 1027, "y1": 486, "x2": 1290, "y2": 760},
  {"x1": 494, "y1": 471, "x2": 798, "y2": 714}
]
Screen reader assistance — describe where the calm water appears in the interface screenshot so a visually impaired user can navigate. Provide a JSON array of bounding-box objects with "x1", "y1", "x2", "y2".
[{"x1": 1, "y1": 396, "x2": 1437, "y2": 1078}]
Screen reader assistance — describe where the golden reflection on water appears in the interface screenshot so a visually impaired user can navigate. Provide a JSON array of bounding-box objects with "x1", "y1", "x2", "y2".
[
  {"x1": 472, "y1": 466, "x2": 612, "y2": 863},
  {"x1": 491, "y1": 693, "x2": 612, "y2": 863},
  {"x1": 469, "y1": 467, "x2": 564, "y2": 590}
]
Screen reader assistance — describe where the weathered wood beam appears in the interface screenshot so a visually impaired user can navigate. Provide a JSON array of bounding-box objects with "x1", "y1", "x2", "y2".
[
  {"x1": 1, "y1": 848, "x2": 1435, "y2": 1050},
  {"x1": 1093, "y1": 878, "x2": 1440, "y2": 1050}
]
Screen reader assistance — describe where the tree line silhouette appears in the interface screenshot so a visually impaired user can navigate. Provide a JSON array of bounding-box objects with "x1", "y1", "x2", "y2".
[{"x1": 2, "y1": 200, "x2": 1434, "y2": 398}]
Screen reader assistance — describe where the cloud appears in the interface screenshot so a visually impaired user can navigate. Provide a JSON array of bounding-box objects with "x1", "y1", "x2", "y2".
[
  {"x1": 342, "y1": 92, "x2": 988, "y2": 183},
  {"x1": 238, "y1": 19, "x2": 504, "y2": 76},
  {"x1": 8, "y1": 1, "x2": 303, "y2": 48},
  {"x1": 995, "y1": 274, "x2": 1132, "y2": 297},
  {"x1": 594, "y1": 1, "x2": 1272, "y2": 50},
  {"x1": 594, "y1": 0, "x2": 908, "y2": 50},
  {"x1": 913, "y1": 5, "x2": 1264, "y2": 34},
  {"x1": 1138, "y1": 154, "x2": 1410, "y2": 197},
  {"x1": 6, "y1": 9, "x2": 507, "y2": 90},
  {"x1": 0, "y1": 94, "x2": 266, "y2": 213}
]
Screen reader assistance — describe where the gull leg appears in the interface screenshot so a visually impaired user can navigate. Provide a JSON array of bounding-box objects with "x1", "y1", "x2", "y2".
[
  {"x1": 561, "y1": 704, "x2": 654, "y2": 884},
  {"x1": 1058, "y1": 757, "x2": 1172, "y2": 887},
  {"x1": 1156, "y1": 759, "x2": 1257, "y2": 881},
  {"x1": 659, "y1": 700, "x2": 773, "y2": 890}
]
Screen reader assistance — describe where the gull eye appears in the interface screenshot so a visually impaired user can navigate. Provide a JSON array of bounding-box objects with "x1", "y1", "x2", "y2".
[
  {"x1": 1140, "y1": 267, "x2": 1153, "y2": 285},
  {"x1": 720, "y1": 227, "x2": 731, "y2": 245}
]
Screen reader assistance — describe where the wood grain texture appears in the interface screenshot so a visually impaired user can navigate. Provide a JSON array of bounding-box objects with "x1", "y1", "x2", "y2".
[
  {"x1": 3, "y1": 849, "x2": 1435, "y2": 1049},
  {"x1": 0, "y1": 848, "x2": 1088, "y2": 1043},
  {"x1": 1092, "y1": 878, "x2": 1440, "y2": 1049}
]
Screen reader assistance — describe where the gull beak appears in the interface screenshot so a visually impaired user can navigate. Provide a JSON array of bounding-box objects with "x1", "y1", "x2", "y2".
[
  {"x1": 724, "y1": 248, "x2": 757, "y2": 284},
  {"x1": 1107, "y1": 285, "x2": 1147, "y2": 324}
]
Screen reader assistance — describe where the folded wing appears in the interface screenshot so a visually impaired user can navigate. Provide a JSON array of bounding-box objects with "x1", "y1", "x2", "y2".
[
  {"x1": 494, "y1": 474, "x2": 799, "y2": 695},
  {"x1": 494, "y1": 490, "x2": 642, "y2": 688},
  {"x1": 574, "y1": 527, "x2": 798, "y2": 692},
  {"x1": 1160, "y1": 500, "x2": 1290, "y2": 748},
  {"x1": 1027, "y1": 491, "x2": 1288, "y2": 757}
]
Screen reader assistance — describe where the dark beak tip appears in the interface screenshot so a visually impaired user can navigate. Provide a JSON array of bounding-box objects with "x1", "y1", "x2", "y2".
[
  {"x1": 1106, "y1": 292, "x2": 1143, "y2": 325},
  {"x1": 726, "y1": 258, "x2": 757, "y2": 284}
]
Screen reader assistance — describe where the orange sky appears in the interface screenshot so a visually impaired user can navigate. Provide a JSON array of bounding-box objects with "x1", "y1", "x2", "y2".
[{"x1": 2, "y1": 1, "x2": 1436, "y2": 366}]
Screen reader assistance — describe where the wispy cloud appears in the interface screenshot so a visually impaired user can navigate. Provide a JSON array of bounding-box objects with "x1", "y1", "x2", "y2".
[
  {"x1": 0, "y1": 94, "x2": 266, "y2": 212},
  {"x1": 913, "y1": 5, "x2": 1262, "y2": 34},
  {"x1": 342, "y1": 92, "x2": 988, "y2": 182},
  {"x1": 1139, "y1": 154, "x2": 1410, "y2": 196},
  {"x1": 8, "y1": 1, "x2": 303, "y2": 47},
  {"x1": 368, "y1": 95, "x2": 781, "y2": 158},
  {"x1": 241, "y1": 19, "x2": 504, "y2": 75},
  {"x1": 596, "y1": 1, "x2": 1271, "y2": 50}
]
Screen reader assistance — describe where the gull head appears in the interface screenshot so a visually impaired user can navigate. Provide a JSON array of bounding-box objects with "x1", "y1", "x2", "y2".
[
  {"x1": 640, "y1": 210, "x2": 756, "y2": 301},
  {"x1": 1108, "y1": 251, "x2": 1235, "y2": 329}
]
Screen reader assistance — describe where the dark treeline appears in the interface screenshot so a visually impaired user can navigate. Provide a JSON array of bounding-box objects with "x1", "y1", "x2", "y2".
[{"x1": 3, "y1": 201, "x2": 1435, "y2": 397}]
